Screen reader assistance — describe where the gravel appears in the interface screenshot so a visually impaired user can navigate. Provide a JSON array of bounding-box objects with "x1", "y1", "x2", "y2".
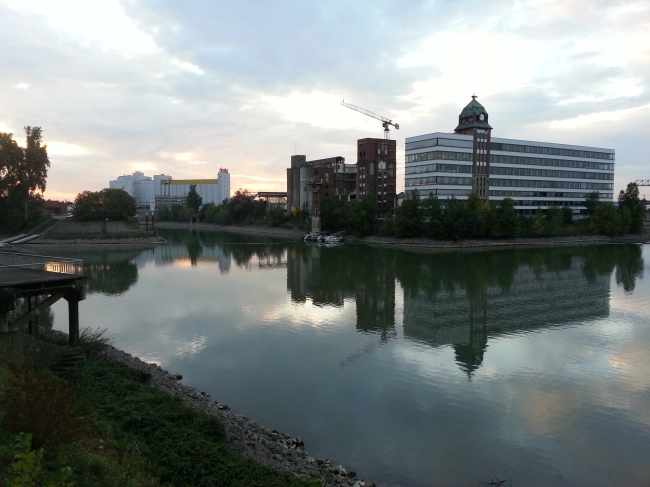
[{"x1": 97, "y1": 345, "x2": 376, "y2": 487}]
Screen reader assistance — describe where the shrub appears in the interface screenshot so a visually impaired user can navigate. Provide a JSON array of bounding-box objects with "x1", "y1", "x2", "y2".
[{"x1": 0, "y1": 364, "x2": 87, "y2": 449}]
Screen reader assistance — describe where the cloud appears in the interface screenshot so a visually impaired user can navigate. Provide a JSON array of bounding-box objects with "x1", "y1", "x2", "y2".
[{"x1": 0, "y1": 0, "x2": 647, "y2": 200}]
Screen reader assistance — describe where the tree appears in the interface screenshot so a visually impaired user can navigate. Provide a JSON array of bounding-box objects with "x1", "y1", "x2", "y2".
[
  {"x1": 593, "y1": 202, "x2": 622, "y2": 236},
  {"x1": 494, "y1": 198, "x2": 520, "y2": 238},
  {"x1": 0, "y1": 127, "x2": 50, "y2": 230},
  {"x1": 186, "y1": 184, "x2": 202, "y2": 213},
  {"x1": 394, "y1": 190, "x2": 423, "y2": 237},
  {"x1": 73, "y1": 188, "x2": 136, "y2": 221},
  {"x1": 584, "y1": 191, "x2": 600, "y2": 216},
  {"x1": 618, "y1": 182, "x2": 645, "y2": 234}
]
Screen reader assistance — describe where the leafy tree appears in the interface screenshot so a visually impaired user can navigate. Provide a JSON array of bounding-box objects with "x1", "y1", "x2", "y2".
[
  {"x1": 593, "y1": 202, "x2": 622, "y2": 235},
  {"x1": 73, "y1": 188, "x2": 136, "y2": 221},
  {"x1": 343, "y1": 195, "x2": 375, "y2": 236},
  {"x1": 584, "y1": 191, "x2": 600, "y2": 216},
  {"x1": 465, "y1": 191, "x2": 489, "y2": 238},
  {"x1": 544, "y1": 206, "x2": 563, "y2": 236},
  {"x1": 442, "y1": 197, "x2": 468, "y2": 240},
  {"x1": 394, "y1": 190, "x2": 423, "y2": 237},
  {"x1": 618, "y1": 182, "x2": 645, "y2": 233},
  {"x1": 493, "y1": 198, "x2": 520, "y2": 238},
  {"x1": 186, "y1": 184, "x2": 202, "y2": 213},
  {"x1": 423, "y1": 194, "x2": 443, "y2": 238},
  {"x1": 73, "y1": 190, "x2": 104, "y2": 220},
  {"x1": 0, "y1": 127, "x2": 50, "y2": 231},
  {"x1": 561, "y1": 206, "x2": 573, "y2": 225}
]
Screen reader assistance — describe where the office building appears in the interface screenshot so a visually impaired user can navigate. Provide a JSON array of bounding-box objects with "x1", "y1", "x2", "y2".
[{"x1": 405, "y1": 97, "x2": 615, "y2": 214}]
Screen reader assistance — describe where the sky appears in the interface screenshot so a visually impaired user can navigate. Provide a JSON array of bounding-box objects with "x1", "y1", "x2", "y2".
[{"x1": 1, "y1": 0, "x2": 649, "y2": 201}]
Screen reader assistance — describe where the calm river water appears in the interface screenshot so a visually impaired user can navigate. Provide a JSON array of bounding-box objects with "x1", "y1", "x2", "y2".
[{"x1": 46, "y1": 229, "x2": 650, "y2": 487}]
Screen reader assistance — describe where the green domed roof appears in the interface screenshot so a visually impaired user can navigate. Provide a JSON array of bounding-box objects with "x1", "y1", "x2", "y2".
[
  {"x1": 459, "y1": 97, "x2": 488, "y2": 118},
  {"x1": 454, "y1": 96, "x2": 492, "y2": 132}
]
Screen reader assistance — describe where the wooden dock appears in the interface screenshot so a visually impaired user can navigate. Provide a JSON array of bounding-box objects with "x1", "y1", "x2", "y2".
[{"x1": 0, "y1": 251, "x2": 86, "y2": 345}]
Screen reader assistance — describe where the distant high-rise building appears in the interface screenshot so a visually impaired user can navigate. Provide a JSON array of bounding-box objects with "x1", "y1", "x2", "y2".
[{"x1": 109, "y1": 168, "x2": 230, "y2": 211}]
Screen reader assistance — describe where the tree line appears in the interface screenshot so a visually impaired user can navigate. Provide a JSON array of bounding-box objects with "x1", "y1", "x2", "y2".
[
  {"x1": 0, "y1": 127, "x2": 50, "y2": 232},
  {"x1": 318, "y1": 183, "x2": 645, "y2": 239}
]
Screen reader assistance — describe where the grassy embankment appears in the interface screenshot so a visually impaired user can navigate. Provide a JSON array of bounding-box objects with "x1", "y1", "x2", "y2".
[{"x1": 0, "y1": 333, "x2": 316, "y2": 487}]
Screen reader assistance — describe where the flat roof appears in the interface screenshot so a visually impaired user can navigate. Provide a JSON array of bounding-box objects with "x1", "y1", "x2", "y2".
[{"x1": 405, "y1": 132, "x2": 614, "y2": 153}]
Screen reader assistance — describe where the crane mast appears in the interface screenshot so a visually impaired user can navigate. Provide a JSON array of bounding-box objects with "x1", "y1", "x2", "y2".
[{"x1": 340, "y1": 101, "x2": 399, "y2": 139}]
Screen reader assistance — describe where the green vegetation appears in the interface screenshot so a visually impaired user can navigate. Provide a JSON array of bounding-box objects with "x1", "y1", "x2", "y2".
[
  {"x1": 73, "y1": 189, "x2": 137, "y2": 221},
  {"x1": 0, "y1": 127, "x2": 50, "y2": 233},
  {"x1": 0, "y1": 332, "x2": 316, "y2": 487},
  {"x1": 186, "y1": 184, "x2": 202, "y2": 213},
  {"x1": 374, "y1": 186, "x2": 645, "y2": 240},
  {"x1": 156, "y1": 190, "x2": 304, "y2": 228}
]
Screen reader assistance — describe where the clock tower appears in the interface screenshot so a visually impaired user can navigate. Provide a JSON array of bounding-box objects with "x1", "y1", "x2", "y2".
[{"x1": 454, "y1": 96, "x2": 492, "y2": 200}]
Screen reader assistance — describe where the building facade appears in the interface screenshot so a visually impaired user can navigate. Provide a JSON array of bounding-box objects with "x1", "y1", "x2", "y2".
[
  {"x1": 286, "y1": 155, "x2": 357, "y2": 214},
  {"x1": 110, "y1": 168, "x2": 230, "y2": 211},
  {"x1": 357, "y1": 138, "x2": 397, "y2": 217},
  {"x1": 405, "y1": 98, "x2": 615, "y2": 214}
]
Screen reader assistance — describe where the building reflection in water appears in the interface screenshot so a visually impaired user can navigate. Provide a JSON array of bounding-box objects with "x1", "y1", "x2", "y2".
[
  {"x1": 60, "y1": 229, "x2": 644, "y2": 378},
  {"x1": 286, "y1": 244, "x2": 644, "y2": 377}
]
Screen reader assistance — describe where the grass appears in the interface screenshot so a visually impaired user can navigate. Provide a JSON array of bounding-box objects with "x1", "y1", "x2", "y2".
[{"x1": 0, "y1": 357, "x2": 317, "y2": 487}]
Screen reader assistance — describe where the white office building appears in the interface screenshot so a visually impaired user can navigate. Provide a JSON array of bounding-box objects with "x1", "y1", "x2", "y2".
[
  {"x1": 110, "y1": 168, "x2": 230, "y2": 211},
  {"x1": 404, "y1": 98, "x2": 615, "y2": 214}
]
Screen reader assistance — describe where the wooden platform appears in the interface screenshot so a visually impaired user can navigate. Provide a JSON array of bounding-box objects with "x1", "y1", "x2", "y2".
[{"x1": 0, "y1": 251, "x2": 86, "y2": 345}]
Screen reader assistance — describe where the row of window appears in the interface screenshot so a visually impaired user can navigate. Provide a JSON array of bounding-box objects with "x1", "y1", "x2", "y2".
[
  {"x1": 490, "y1": 166, "x2": 613, "y2": 180},
  {"x1": 406, "y1": 176, "x2": 472, "y2": 187},
  {"x1": 406, "y1": 177, "x2": 613, "y2": 191},
  {"x1": 490, "y1": 190, "x2": 613, "y2": 199},
  {"x1": 491, "y1": 154, "x2": 614, "y2": 171},
  {"x1": 405, "y1": 138, "x2": 473, "y2": 151},
  {"x1": 405, "y1": 150, "x2": 615, "y2": 171},
  {"x1": 405, "y1": 138, "x2": 615, "y2": 160},
  {"x1": 405, "y1": 162, "x2": 613, "y2": 180},
  {"x1": 491, "y1": 179, "x2": 613, "y2": 190},
  {"x1": 405, "y1": 163, "x2": 472, "y2": 175},
  {"x1": 491, "y1": 142, "x2": 614, "y2": 160}
]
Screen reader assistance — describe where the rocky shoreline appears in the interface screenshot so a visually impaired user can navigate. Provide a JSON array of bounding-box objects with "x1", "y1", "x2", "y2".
[
  {"x1": 24, "y1": 236, "x2": 167, "y2": 246},
  {"x1": 97, "y1": 344, "x2": 373, "y2": 487}
]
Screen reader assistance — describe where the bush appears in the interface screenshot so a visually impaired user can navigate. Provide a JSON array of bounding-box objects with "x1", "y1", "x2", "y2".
[
  {"x1": 73, "y1": 189, "x2": 136, "y2": 221},
  {"x1": 0, "y1": 364, "x2": 87, "y2": 449},
  {"x1": 593, "y1": 202, "x2": 622, "y2": 236}
]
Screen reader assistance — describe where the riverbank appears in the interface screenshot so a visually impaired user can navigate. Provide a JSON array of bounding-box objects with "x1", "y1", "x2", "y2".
[
  {"x1": 156, "y1": 221, "x2": 649, "y2": 249},
  {"x1": 99, "y1": 344, "x2": 371, "y2": 487},
  {"x1": 24, "y1": 235, "x2": 167, "y2": 247}
]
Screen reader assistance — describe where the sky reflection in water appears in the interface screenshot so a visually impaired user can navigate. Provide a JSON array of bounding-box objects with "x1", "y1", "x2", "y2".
[{"x1": 48, "y1": 231, "x2": 650, "y2": 487}]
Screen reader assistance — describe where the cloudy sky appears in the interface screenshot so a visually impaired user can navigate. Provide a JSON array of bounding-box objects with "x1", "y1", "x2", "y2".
[{"x1": 1, "y1": 0, "x2": 649, "y2": 201}]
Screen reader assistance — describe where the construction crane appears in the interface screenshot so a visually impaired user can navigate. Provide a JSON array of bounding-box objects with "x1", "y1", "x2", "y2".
[
  {"x1": 634, "y1": 180, "x2": 650, "y2": 186},
  {"x1": 340, "y1": 100, "x2": 399, "y2": 139}
]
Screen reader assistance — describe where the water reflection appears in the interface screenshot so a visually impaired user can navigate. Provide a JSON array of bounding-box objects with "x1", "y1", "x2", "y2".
[{"x1": 54, "y1": 232, "x2": 645, "y2": 379}]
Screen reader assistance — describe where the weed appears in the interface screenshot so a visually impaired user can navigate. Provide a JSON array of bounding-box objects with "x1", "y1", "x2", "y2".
[{"x1": 1, "y1": 364, "x2": 87, "y2": 449}]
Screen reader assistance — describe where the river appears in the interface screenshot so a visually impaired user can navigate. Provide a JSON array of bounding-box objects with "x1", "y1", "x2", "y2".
[{"x1": 45, "y1": 228, "x2": 650, "y2": 487}]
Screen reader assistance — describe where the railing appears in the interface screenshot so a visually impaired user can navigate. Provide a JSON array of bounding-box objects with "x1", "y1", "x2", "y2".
[{"x1": 0, "y1": 252, "x2": 83, "y2": 286}]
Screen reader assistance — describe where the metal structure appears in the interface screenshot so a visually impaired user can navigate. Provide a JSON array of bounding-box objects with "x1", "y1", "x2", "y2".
[
  {"x1": 0, "y1": 251, "x2": 86, "y2": 344},
  {"x1": 340, "y1": 101, "x2": 399, "y2": 139},
  {"x1": 635, "y1": 180, "x2": 650, "y2": 186}
]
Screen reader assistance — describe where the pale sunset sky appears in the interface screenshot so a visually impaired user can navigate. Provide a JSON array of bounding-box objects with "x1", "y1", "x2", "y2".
[{"x1": 1, "y1": 0, "x2": 648, "y2": 201}]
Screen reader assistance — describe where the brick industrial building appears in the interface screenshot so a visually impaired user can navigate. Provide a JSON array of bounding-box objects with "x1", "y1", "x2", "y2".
[{"x1": 286, "y1": 138, "x2": 397, "y2": 218}]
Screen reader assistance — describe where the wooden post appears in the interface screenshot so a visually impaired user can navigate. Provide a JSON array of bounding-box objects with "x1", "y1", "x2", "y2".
[{"x1": 66, "y1": 292, "x2": 79, "y2": 346}]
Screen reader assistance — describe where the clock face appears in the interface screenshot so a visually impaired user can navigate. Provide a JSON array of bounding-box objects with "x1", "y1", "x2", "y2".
[{"x1": 479, "y1": 113, "x2": 485, "y2": 121}]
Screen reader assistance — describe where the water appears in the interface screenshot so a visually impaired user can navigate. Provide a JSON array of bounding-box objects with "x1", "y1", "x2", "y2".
[{"x1": 45, "y1": 229, "x2": 650, "y2": 486}]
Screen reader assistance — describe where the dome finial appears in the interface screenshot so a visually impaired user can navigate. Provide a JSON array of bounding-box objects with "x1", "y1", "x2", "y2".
[{"x1": 471, "y1": 93, "x2": 477, "y2": 100}]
